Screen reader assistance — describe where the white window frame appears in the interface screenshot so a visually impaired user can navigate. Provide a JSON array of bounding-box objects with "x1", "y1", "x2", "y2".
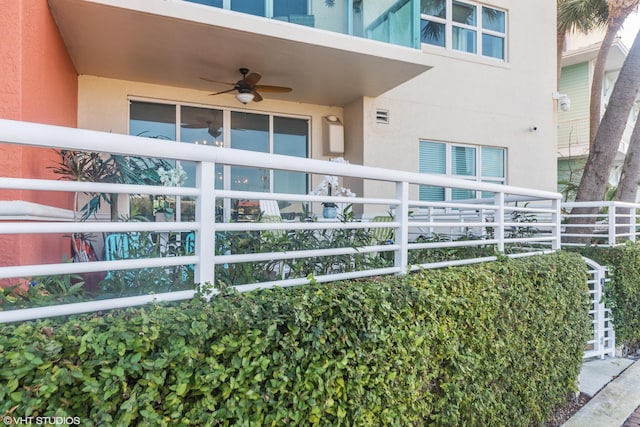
[
  {"x1": 420, "y1": 0, "x2": 507, "y2": 61},
  {"x1": 419, "y1": 140, "x2": 507, "y2": 201}
]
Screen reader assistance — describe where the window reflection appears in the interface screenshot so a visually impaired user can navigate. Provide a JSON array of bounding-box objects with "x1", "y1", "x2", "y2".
[
  {"x1": 185, "y1": 0, "x2": 222, "y2": 6},
  {"x1": 231, "y1": 0, "x2": 265, "y2": 16},
  {"x1": 129, "y1": 101, "x2": 176, "y2": 221},
  {"x1": 274, "y1": 116, "x2": 309, "y2": 216},
  {"x1": 230, "y1": 112, "x2": 270, "y2": 197}
]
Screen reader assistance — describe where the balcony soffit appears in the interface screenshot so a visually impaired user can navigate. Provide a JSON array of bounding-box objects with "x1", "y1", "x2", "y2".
[{"x1": 48, "y1": 0, "x2": 432, "y2": 107}]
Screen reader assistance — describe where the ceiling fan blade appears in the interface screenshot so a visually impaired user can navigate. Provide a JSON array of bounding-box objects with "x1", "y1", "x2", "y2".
[
  {"x1": 181, "y1": 123, "x2": 208, "y2": 128},
  {"x1": 255, "y1": 84, "x2": 292, "y2": 93},
  {"x1": 209, "y1": 88, "x2": 236, "y2": 96},
  {"x1": 252, "y1": 91, "x2": 264, "y2": 102},
  {"x1": 244, "y1": 72, "x2": 262, "y2": 86},
  {"x1": 200, "y1": 77, "x2": 235, "y2": 86}
]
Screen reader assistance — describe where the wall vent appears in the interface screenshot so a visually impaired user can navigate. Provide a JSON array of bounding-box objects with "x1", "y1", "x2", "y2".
[{"x1": 376, "y1": 109, "x2": 389, "y2": 124}]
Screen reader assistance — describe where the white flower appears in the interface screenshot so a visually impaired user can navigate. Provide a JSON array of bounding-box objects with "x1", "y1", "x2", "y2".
[
  {"x1": 310, "y1": 157, "x2": 355, "y2": 198},
  {"x1": 158, "y1": 164, "x2": 187, "y2": 187}
]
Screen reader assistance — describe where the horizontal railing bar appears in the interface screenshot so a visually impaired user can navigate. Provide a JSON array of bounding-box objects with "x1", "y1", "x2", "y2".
[
  {"x1": 504, "y1": 206, "x2": 556, "y2": 213},
  {"x1": 408, "y1": 239, "x2": 499, "y2": 250},
  {"x1": 233, "y1": 267, "x2": 402, "y2": 293},
  {"x1": 561, "y1": 216, "x2": 609, "y2": 220},
  {"x1": 409, "y1": 222, "x2": 498, "y2": 229},
  {"x1": 407, "y1": 221, "x2": 492, "y2": 228},
  {"x1": 409, "y1": 256, "x2": 499, "y2": 271},
  {"x1": 0, "y1": 177, "x2": 200, "y2": 197},
  {"x1": 215, "y1": 189, "x2": 399, "y2": 206},
  {"x1": 505, "y1": 236, "x2": 556, "y2": 243},
  {"x1": 506, "y1": 250, "x2": 556, "y2": 258},
  {"x1": 216, "y1": 221, "x2": 398, "y2": 232},
  {"x1": 410, "y1": 195, "x2": 550, "y2": 208},
  {"x1": 564, "y1": 201, "x2": 640, "y2": 209},
  {"x1": 503, "y1": 222, "x2": 555, "y2": 228},
  {"x1": 410, "y1": 202, "x2": 499, "y2": 210},
  {"x1": 218, "y1": 245, "x2": 399, "y2": 265},
  {"x1": 0, "y1": 221, "x2": 199, "y2": 234},
  {"x1": 0, "y1": 290, "x2": 196, "y2": 323},
  {"x1": 0, "y1": 256, "x2": 199, "y2": 279}
]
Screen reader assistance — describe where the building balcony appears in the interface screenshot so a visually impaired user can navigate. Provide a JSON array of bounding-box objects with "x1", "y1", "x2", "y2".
[
  {"x1": 184, "y1": 0, "x2": 419, "y2": 48},
  {"x1": 48, "y1": 0, "x2": 431, "y2": 106}
]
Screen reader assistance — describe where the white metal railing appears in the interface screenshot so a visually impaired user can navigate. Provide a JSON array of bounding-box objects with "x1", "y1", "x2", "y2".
[
  {"x1": 562, "y1": 201, "x2": 640, "y2": 246},
  {"x1": 583, "y1": 257, "x2": 616, "y2": 359},
  {"x1": 0, "y1": 119, "x2": 562, "y2": 322}
]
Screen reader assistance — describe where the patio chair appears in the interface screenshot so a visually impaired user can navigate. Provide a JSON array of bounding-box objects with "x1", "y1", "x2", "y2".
[
  {"x1": 259, "y1": 199, "x2": 281, "y2": 217},
  {"x1": 369, "y1": 215, "x2": 395, "y2": 245},
  {"x1": 365, "y1": 216, "x2": 395, "y2": 263}
]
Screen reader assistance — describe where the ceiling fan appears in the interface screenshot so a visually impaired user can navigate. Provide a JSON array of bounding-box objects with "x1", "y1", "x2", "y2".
[
  {"x1": 181, "y1": 120, "x2": 222, "y2": 138},
  {"x1": 201, "y1": 68, "x2": 292, "y2": 104}
]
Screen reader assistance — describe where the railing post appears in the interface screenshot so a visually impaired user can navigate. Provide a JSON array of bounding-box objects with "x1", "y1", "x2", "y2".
[
  {"x1": 552, "y1": 198, "x2": 561, "y2": 250},
  {"x1": 631, "y1": 206, "x2": 636, "y2": 242},
  {"x1": 496, "y1": 192, "x2": 505, "y2": 252},
  {"x1": 395, "y1": 181, "x2": 409, "y2": 275},
  {"x1": 195, "y1": 161, "x2": 216, "y2": 290},
  {"x1": 608, "y1": 203, "x2": 616, "y2": 247}
]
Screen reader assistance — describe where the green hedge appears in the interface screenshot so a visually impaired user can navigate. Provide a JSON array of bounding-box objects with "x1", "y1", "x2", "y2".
[
  {"x1": 574, "y1": 243, "x2": 640, "y2": 350},
  {"x1": 0, "y1": 252, "x2": 590, "y2": 426}
]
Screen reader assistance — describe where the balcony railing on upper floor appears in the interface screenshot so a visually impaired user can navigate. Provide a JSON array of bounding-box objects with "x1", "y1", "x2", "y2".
[
  {"x1": 183, "y1": 0, "x2": 419, "y2": 48},
  {"x1": 0, "y1": 119, "x2": 562, "y2": 322}
]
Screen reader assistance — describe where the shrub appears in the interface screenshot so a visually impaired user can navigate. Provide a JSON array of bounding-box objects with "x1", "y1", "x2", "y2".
[
  {"x1": 0, "y1": 252, "x2": 589, "y2": 426},
  {"x1": 573, "y1": 243, "x2": 640, "y2": 351}
]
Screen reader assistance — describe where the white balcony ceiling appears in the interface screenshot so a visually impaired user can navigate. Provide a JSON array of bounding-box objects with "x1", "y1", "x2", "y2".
[{"x1": 48, "y1": 0, "x2": 432, "y2": 107}]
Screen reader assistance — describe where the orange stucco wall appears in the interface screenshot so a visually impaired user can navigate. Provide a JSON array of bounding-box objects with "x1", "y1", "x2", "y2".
[{"x1": 0, "y1": 0, "x2": 78, "y2": 275}]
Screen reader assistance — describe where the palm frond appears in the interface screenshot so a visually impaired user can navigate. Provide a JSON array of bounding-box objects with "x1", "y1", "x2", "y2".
[{"x1": 558, "y1": 0, "x2": 608, "y2": 34}]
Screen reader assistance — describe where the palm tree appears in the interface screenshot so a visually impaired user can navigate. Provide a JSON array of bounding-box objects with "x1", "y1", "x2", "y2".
[
  {"x1": 50, "y1": 151, "x2": 170, "y2": 220},
  {"x1": 589, "y1": 0, "x2": 639, "y2": 146},
  {"x1": 556, "y1": 0, "x2": 608, "y2": 85},
  {"x1": 615, "y1": 101, "x2": 640, "y2": 202},
  {"x1": 568, "y1": 29, "x2": 640, "y2": 239}
]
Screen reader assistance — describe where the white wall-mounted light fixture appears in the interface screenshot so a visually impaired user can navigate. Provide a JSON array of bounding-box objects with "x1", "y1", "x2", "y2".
[
  {"x1": 323, "y1": 115, "x2": 344, "y2": 155},
  {"x1": 236, "y1": 92, "x2": 255, "y2": 105},
  {"x1": 553, "y1": 92, "x2": 571, "y2": 111}
]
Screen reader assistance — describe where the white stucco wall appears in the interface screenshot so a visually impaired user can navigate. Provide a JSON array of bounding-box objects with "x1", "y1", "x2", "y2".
[{"x1": 359, "y1": 0, "x2": 557, "y2": 203}]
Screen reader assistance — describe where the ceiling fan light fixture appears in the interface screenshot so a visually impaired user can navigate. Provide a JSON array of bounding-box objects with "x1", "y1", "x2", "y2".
[{"x1": 236, "y1": 92, "x2": 255, "y2": 104}]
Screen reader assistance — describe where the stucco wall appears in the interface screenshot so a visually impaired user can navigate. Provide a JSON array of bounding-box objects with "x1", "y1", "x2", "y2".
[
  {"x1": 360, "y1": 0, "x2": 557, "y2": 206},
  {"x1": 0, "y1": 0, "x2": 78, "y2": 276}
]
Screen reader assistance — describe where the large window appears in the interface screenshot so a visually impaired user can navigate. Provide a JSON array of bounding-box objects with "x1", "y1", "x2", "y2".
[
  {"x1": 419, "y1": 140, "x2": 505, "y2": 201},
  {"x1": 129, "y1": 100, "x2": 309, "y2": 221},
  {"x1": 420, "y1": 0, "x2": 506, "y2": 60}
]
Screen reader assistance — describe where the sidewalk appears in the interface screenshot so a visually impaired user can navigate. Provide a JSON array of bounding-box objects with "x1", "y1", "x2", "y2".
[{"x1": 563, "y1": 357, "x2": 640, "y2": 427}]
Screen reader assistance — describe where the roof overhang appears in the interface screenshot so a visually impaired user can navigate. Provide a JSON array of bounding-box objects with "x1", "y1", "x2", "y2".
[
  {"x1": 562, "y1": 38, "x2": 628, "y2": 70},
  {"x1": 48, "y1": 0, "x2": 432, "y2": 107}
]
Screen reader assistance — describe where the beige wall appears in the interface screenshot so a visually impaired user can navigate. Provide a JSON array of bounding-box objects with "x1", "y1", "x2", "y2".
[{"x1": 565, "y1": 28, "x2": 607, "y2": 52}]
